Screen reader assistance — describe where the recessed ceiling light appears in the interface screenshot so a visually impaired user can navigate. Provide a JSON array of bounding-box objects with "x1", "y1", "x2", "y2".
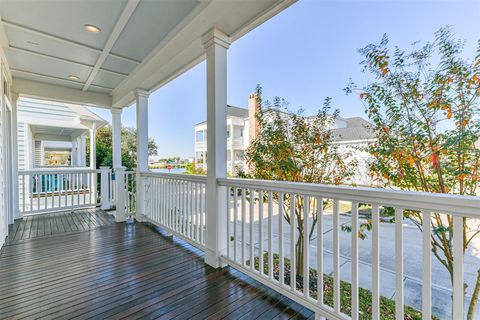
[
  {"x1": 84, "y1": 24, "x2": 101, "y2": 33},
  {"x1": 68, "y1": 75, "x2": 80, "y2": 81}
]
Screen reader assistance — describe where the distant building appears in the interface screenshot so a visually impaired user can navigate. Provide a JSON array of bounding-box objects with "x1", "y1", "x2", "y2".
[
  {"x1": 194, "y1": 94, "x2": 376, "y2": 185},
  {"x1": 194, "y1": 105, "x2": 249, "y2": 174}
]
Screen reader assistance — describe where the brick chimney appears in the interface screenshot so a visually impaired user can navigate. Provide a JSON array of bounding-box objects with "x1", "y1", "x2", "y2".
[{"x1": 248, "y1": 93, "x2": 261, "y2": 143}]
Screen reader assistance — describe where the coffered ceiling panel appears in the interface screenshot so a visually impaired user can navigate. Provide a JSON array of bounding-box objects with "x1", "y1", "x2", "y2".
[
  {"x1": 0, "y1": 0, "x2": 128, "y2": 49},
  {"x1": 110, "y1": 0, "x2": 199, "y2": 62},
  {"x1": 5, "y1": 48, "x2": 92, "y2": 82},
  {"x1": 4, "y1": 27, "x2": 100, "y2": 66},
  {"x1": 102, "y1": 56, "x2": 137, "y2": 76},
  {"x1": 91, "y1": 70, "x2": 125, "y2": 90},
  {"x1": 11, "y1": 69, "x2": 84, "y2": 91}
]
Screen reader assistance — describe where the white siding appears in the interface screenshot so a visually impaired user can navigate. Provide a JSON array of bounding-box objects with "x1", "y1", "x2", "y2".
[
  {"x1": 17, "y1": 99, "x2": 78, "y2": 122},
  {"x1": 17, "y1": 123, "x2": 26, "y2": 171}
]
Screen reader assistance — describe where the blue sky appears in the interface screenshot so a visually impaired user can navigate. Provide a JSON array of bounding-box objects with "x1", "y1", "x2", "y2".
[{"x1": 92, "y1": 0, "x2": 480, "y2": 158}]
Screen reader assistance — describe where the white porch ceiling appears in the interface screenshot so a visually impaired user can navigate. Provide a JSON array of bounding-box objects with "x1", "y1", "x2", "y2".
[{"x1": 0, "y1": 0, "x2": 296, "y2": 108}]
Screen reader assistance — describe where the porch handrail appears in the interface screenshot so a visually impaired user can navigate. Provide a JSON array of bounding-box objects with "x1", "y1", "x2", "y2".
[
  {"x1": 218, "y1": 177, "x2": 480, "y2": 217},
  {"x1": 142, "y1": 171, "x2": 207, "y2": 183},
  {"x1": 20, "y1": 168, "x2": 100, "y2": 175}
]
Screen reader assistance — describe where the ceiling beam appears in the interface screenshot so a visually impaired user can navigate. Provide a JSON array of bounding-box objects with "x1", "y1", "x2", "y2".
[
  {"x1": 11, "y1": 69, "x2": 114, "y2": 90},
  {"x1": 1, "y1": 19, "x2": 141, "y2": 65},
  {"x1": 83, "y1": 0, "x2": 140, "y2": 91},
  {"x1": 8, "y1": 46, "x2": 129, "y2": 77},
  {"x1": 12, "y1": 78, "x2": 112, "y2": 108},
  {"x1": 34, "y1": 134, "x2": 73, "y2": 142}
]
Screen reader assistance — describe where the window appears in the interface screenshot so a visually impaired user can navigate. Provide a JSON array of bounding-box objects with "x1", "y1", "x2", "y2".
[
  {"x1": 196, "y1": 130, "x2": 204, "y2": 142},
  {"x1": 227, "y1": 130, "x2": 230, "y2": 138},
  {"x1": 240, "y1": 128, "x2": 244, "y2": 137},
  {"x1": 44, "y1": 150, "x2": 71, "y2": 166}
]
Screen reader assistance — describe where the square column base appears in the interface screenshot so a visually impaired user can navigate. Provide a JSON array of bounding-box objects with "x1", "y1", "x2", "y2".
[
  {"x1": 204, "y1": 251, "x2": 228, "y2": 269},
  {"x1": 134, "y1": 214, "x2": 146, "y2": 222},
  {"x1": 114, "y1": 211, "x2": 126, "y2": 223}
]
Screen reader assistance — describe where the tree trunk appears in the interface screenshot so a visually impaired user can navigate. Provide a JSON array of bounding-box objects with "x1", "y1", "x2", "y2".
[
  {"x1": 467, "y1": 269, "x2": 480, "y2": 320},
  {"x1": 296, "y1": 235, "x2": 304, "y2": 279}
]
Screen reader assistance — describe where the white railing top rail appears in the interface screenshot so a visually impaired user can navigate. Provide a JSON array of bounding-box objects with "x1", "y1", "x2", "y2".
[
  {"x1": 20, "y1": 168, "x2": 101, "y2": 175},
  {"x1": 218, "y1": 177, "x2": 480, "y2": 217},
  {"x1": 141, "y1": 171, "x2": 207, "y2": 183}
]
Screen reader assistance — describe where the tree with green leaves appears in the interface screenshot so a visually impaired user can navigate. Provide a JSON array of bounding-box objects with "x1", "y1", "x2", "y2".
[
  {"x1": 346, "y1": 27, "x2": 480, "y2": 318},
  {"x1": 87, "y1": 125, "x2": 158, "y2": 170},
  {"x1": 245, "y1": 86, "x2": 357, "y2": 277}
]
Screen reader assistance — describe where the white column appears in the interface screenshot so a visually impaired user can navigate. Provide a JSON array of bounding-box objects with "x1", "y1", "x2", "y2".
[
  {"x1": 135, "y1": 89, "x2": 149, "y2": 221},
  {"x1": 114, "y1": 166, "x2": 126, "y2": 222},
  {"x1": 100, "y1": 166, "x2": 111, "y2": 210},
  {"x1": 80, "y1": 135, "x2": 87, "y2": 166},
  {"x1": 230, "y1": 123, "x2": 234, "y2": 174},
  {"x1": 111, "y1": 108, "x2": 123, "y2": 169},
  {"x1": 203, "y1": 28, "x2": 231, "y2": 268},
  {"x1": 89, "y1": 124, "x2": 97, "y2": 203},
  {"x1": 11, "y1": 93, "x2": 20, "y2": 220},
  {"x1": 71, "y1": 139, "x2": 77, "y2": 167},
  {"x1": 89, "y1": 125, "x2": 96, "y2": 169}
]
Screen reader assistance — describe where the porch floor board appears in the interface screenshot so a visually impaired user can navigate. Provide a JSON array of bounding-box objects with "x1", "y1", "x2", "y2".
[
  {"x1": 6, "y1": 208, "x2": 115, "y2": 243},
  {"x1": 0, "y1": 209, "x2": 313, "y2": 319}
]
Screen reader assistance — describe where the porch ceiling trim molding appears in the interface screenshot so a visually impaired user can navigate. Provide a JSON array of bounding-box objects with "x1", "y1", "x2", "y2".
[{"x1": 12, "y1": 78, "x2": 112, "y2": 109}]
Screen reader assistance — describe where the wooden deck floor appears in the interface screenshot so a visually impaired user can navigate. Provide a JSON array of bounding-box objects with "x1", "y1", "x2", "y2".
[
  {"x1": 0, "y1": 209, "x2": 313, "y2": 319},
  {"x1": 7, "y1": 208, "x2": 115, "y2": 243}
]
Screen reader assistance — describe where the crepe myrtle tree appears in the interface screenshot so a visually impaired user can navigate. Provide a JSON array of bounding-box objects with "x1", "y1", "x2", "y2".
[
  {"x1": 345, "y1": 27, "x2": 480, "y2": 318},
  {"x1": 243, "y1": 85, "x2": 357, "y2": 278}
]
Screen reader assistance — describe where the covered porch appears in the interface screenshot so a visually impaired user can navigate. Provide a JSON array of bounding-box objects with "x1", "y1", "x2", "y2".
[{"x1": 1, "y1": 208, "x2": 313, "y2": 319}]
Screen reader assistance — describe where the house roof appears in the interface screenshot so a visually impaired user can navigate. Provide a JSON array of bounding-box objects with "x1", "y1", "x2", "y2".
[
  {"x1": 331, "y1": 117, "x2": 376, "y2": 142},
  {"x1": 194, "y1": 105, "x2": 247, "y2": 126},
  {"x1": 227, "y1": 105, "x2": 249, "y2": 118}
]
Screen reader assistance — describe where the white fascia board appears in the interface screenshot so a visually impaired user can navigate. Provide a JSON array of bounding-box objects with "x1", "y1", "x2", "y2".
[
  {"x1": 231, "y1": 116, "x2": 246, "y2": 126},
  {"x1": 19, "y1": 115, "x2": 89, "y2": 130},
  {"x1": 12, "y1": 78, "x2": 112, "y2": 108},
  {"x1": 195, "y1": 123, "x2": 207, "y2": 131},
  {"x1": 43, "y1": 141, "x2": 73, "y2": 149},
  {"x1": 333, "y1": 139, "x2": 377, "y2": 145},
  {"x1": 111, "y1": 0, "x2": 297, "y2": 108},
  {"x1": 35, "y1": 134, "x2": 73, "y2": 142}
]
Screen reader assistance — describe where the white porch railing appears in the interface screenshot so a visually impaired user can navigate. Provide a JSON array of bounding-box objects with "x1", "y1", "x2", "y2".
[
  {"x1": 18, "y1": 168, "x2": 104, "y2": 215},
  {"x1": 109, "y1": 170, "x2": 116, "y2": 206},
  {"x1": 17, "y1": 167, "x2": 479, "y2": 319},
  {"x1": 125, "y1": 170, "x2": 136, "y2": 216},
  {"x1": 216, "y1": 178, "x2": 480, "y2": 320},
  {"x1": 142, "y1": 172, "x2": 207, "y2": 249}
]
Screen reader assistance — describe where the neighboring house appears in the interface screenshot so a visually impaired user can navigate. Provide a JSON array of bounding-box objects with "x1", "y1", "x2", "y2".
[
  {"x1": 194, "y1": 94, "x2": 376, "y2": 185},
  {"x1": 194, "y1": 105, "x2": 249, "y2": 174},
  {"x1": 17, "y1": 97, "x2": 107, "y2": 171}
]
